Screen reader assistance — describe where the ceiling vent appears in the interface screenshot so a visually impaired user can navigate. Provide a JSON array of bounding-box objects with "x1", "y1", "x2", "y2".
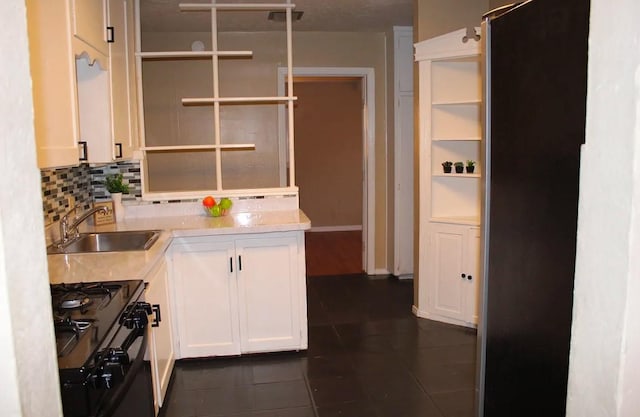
[{"x1": 267, "y1": 11, "x2": 304, "y2": 22}]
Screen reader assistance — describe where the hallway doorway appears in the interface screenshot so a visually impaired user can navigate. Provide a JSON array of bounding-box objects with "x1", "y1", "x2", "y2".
[{"x1": 278, "y1": 67, "x2": 375, "y2": 274}]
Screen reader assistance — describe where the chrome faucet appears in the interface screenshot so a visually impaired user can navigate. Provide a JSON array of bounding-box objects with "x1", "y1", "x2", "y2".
[{"x1": 58, "y1": 205, "x2": 109, "y2": 245}]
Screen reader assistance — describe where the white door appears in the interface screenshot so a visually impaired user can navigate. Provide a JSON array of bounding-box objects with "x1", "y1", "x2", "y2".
[
  {"x1": 393, "y1": 27, "x2": 414, "y2": 277},
  {"x1": 236, "y1": 236, "x2": 301, "y2": 353},
  {"x1": 145, "y1": 258, "x2": 174, "y2": 410},
  {"x1": 428, "y1": 223, "x2": 466, "y2": 322},
  {"x1": 394, "y1": 93, "x2": 414, "y2": 276},
  {"x1": 171, "y1": 239, "x2": 241, "y2": 357}
]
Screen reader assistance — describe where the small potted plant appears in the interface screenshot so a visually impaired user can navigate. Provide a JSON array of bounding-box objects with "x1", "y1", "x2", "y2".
[
  {"x1": 442, "y1": 161, "x2": 453, "y2": 173},
  {"x1": 103, "y1": 174, "x2": 129, "y2": 222},
  {"x1": 454, "y1": 161, "x2": 464, "y2": 174},
  {"x1": 466, "y1": 160, "x2": 476, "y2": 174}
]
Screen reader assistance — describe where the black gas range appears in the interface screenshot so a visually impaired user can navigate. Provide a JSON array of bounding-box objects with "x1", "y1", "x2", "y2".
[{"x1": 51, "y1": 280, "x2": 155, "y2": 417}]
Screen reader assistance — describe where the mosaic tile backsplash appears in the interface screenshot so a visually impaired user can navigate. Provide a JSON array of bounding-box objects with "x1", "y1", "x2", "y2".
[{"x1": 41, "y1": 161, "x2": 142, "y2": 226}]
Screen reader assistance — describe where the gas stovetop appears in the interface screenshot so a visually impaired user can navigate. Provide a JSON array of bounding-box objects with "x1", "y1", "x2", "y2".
[{"x1": 50, "y1": 280, "x2": 144, "y2": 375}]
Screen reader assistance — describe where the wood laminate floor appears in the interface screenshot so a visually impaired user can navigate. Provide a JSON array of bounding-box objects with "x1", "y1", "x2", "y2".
[{"x1": 305, "y1": 231, "x2": 363, "y2": 276}]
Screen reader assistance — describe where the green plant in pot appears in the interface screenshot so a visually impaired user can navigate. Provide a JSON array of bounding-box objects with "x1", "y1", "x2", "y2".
[
  {"x1": 454, "y1": 161, "x2": 464, "y2": 173},
  {"x1": 466, "y1": 160, "x2": 476, "y2": 174},
  {"x1": 442, "y1": 161, "x2": 453, "y2": 173},
  {"x1": 104, "y1": 174, "x2": 129, "y2": 195},
  {"x1": 103, "y1": 174, "x2": 129, "y2": 222}
]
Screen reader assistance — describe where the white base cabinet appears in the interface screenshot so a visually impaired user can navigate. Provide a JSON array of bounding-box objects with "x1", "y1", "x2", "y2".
[
  {"x1": 170, "y1": 232, "x2": 308, "y2": 359},
  {"x1": 419, "y1": 223, "x2": 480, "y2": 327},
  {"x1": 145, "y1": 257, "x2": 175, "y2": 414}
]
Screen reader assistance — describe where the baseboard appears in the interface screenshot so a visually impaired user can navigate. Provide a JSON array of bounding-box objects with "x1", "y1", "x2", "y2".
[
  {"x1": 308, "y1": 225, "x2": 363, "y2": 232},
  {"x1": 368, "y1": 268, "x2": 390, "y2": 276}
]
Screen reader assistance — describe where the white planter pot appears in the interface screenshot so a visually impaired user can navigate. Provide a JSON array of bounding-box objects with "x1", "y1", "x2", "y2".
[{"x1": 111, "y1": 193, "x2": 124, "y2": 222}]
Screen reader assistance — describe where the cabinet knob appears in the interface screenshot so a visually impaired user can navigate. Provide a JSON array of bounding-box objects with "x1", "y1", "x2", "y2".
[
  {"x1": 461, "y1": 273, "x2": 466, "y2": 279},
  {"x1": 467, "y1": 275, "x2": 473, "y2": 281}
]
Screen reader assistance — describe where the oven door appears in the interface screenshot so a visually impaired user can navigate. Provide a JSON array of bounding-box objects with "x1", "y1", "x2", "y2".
[{"x1": 94, "y1": 303, "x2": 154, "y2": 417}]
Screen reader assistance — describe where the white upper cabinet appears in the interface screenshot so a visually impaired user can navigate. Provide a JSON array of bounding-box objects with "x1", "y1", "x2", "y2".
[
  {"x1": 81, "y1": 0, "x2": 139, "y2": 163},
  {"x1": 27, "y1": 0, "x2": 139, "y2": 168},
  {"x1": 70, "y1": 0, "x2": 109, "y2": 65},
  {"x1": 27, "y1": 0, "x2": 81, "y2": 168}
]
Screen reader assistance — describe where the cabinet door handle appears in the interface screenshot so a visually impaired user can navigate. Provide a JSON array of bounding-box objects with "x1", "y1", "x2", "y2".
[
  {"x1": 151, "y1": 304, "x2": 161, "y2": 327},
  {"x1": 115, "y1": 143, "x2": 123, "y2": 158},
  {"x1": 238, "y1": 255, "x2": 242, "y2": 271},
  {"x1": 230, "y1": 257, "x2": 233, "y2": 273},
  {"x1": 79, "y1": 141, "x2": 88, "y2": 161},
  {"x1": 461, "y1": 273, "x2": 466, "y2": 279},
  {"x1": 107, "y1": 26, "x2": 115, "y2": 43}
]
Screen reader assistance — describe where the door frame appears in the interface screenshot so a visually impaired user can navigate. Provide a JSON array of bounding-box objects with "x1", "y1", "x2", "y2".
[{"x1": 277, "y1": 66, "x2": 376, "y2": 274}]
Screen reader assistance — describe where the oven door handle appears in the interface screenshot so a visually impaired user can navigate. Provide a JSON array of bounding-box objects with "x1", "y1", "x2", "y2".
[{"x1": 95, "y1": 326, "x2": 149, "y2": 417}]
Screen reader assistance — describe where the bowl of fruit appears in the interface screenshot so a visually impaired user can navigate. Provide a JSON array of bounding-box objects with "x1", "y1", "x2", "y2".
[{"x1": 202, "y1": 196, "x2": 232, "y2": 217}]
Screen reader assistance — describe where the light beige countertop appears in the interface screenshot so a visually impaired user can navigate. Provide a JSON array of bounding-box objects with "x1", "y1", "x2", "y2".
[{"x1": 48, "y1": 209, "x2": 311, "y2": 284}]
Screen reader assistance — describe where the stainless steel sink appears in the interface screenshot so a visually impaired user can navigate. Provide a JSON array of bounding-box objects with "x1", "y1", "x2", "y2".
[{"x1": 48, "y1": 230, "x2": 161, "y2": 254}]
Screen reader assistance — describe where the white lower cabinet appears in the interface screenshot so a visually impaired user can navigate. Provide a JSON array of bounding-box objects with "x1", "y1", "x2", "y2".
[
  {"x1": 170, "y1": 232, "x2": 308, "y2": 359},
  {"x1": 424, "y1": 223, "x2": 480, "y2": 327},
  {"x1": 145, "y1": 257, "x2": 175, "y2": 414}
]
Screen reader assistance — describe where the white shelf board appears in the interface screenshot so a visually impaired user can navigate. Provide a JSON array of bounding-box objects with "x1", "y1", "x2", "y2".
[
  {"x1": 432, "y1": 137, "x2": 481, "y2": 142},
  {"x1": 141, "y1": 144, "x2": 256, "y2": 152},
  {"x1": 430, "y1": 216, "x2": 480, "y2": 226},
  {"x1": 180, "y1": 3, "x2": 296, "y2": 11},
  {"x1": 137, "y1": 51, "x2": 253, "y2": 59},
  {"x1": 182, "y1": 96, "x2": 297, "y2": 105},
  {"x1": 433, "y1": 173, "x2": 481, "y2": 178},
  {"x1": 432, "y1": 99, "x2": 481, "y2": 106}
]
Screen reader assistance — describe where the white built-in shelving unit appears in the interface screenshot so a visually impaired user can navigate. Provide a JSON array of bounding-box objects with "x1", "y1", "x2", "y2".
[
  {"x1": 134, "y1": 0, "x2": 298, "y2": 198},
  {"x1": 414, "y1": 28, "x2": 483, "y2": 328}
]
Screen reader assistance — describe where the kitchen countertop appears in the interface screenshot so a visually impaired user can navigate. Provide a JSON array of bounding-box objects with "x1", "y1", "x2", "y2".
[{"x1": 48, "y1": 209, "x2": 310, "y2": 284}]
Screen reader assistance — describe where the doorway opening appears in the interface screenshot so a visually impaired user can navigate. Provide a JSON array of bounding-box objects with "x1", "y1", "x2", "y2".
[{"x1": 278, "y1": 67, "x2": 375, "y2": 275}]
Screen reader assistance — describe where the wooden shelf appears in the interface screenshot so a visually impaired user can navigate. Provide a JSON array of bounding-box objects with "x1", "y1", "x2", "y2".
[
  {"x1": 179, "y1": 3, "x2": 296, "y2": 11},
  {"x1": 182, "y1": 96, "x2": 297, "y2": 105},
  {"x1": 137, "y1": 51, "x2": 253, "y2": 59},
  {"x1": 430, "y1": 216, "x2": 480, "y2": 226},
  {"x1": 142, "y1": 144, "x2": 256, "y2": 152},
  {"x1": 432, "y1": 137, "x2": 481, "y2": 142},
  {"x1": 432, "y1": 99, "x2": 481, "y2": 106},
  {"x1": 433, "y1": 173, "x2": 480, "y2": 178}
]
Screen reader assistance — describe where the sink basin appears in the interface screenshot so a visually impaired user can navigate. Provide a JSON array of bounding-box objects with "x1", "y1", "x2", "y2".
[{"x1": 48, "y1": 230, "x2": 161, "y2": 254}]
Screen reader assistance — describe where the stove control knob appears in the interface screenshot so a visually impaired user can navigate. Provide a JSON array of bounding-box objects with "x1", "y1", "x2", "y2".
[{"x1": 120, "y1": 302, "x2": 153, "y2": 329}]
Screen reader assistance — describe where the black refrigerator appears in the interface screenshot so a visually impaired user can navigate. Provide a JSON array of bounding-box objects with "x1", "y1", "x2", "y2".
[{"x1": 478, "y1": 1, "x2": 590, "y2": 416}]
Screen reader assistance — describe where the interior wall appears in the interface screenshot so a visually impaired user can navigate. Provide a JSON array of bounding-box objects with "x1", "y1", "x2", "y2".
[
  {"x1": 294, "y1": 79, "x2": 363, "y2": 228},
  {"x1": 142, "y1": 30, "x2": 389, "y2": 270},
  {"x1": 415, "y1": 0, "x2": 489, "y2": 42},
  {"x1": 3, "y1": 1, "x2": 62, "y2": 416},
  {"x1": 566, "y1": 0, "x2": 640, "y2": 414}
]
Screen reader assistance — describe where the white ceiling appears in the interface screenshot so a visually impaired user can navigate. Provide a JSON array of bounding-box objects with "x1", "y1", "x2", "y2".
[{"x1": 140, "y1": 0, "x2": 413, "y2": 32}]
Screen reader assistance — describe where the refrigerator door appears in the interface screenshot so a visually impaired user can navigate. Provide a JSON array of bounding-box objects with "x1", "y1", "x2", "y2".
[{"x1": 478, "y1": 0, "x2": 590, "y2": 416}]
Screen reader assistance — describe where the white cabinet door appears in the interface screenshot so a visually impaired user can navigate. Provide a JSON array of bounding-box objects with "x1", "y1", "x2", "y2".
[
  {"x1": 171, "y1": 239, "x2": 241, "y2": 358},
  {"x1": 26, "y1": 0, "x2": 80, "y2": 168},
  {"x1": 106, "y1": 0, "x2": 138, "y2": 161},
  {"x1": 70, "y1": 0, "x2": 108, "y2": 59},
  {"x1": 464, "y1": 227, "x2": 481, "y2": 324},
  {"x1": 428, "y1": 223, "x2": 467, "y2": 322},
  {"x1": 145, "y1": 258, "x2": 175, "y2": 413},
  {"x1": 236, "y1": 235, "x2": 302, "y2": 353},
  {"x1": 426, "y1": 223, "x2": 480, "y2": 327}
]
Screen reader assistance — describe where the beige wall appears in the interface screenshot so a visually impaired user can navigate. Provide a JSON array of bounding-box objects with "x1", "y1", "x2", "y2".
[
  {"x1": 142, "y1": 30, "x2": 389, "y2": 270},
  {"x1": 415, "y1": 0, "x2": 489, "y2": 42},
  {"x1": 294, "y1": 80, "x2": 363, "y2": 228}
]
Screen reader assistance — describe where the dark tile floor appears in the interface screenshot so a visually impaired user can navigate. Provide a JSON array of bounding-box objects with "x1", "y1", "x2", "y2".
[{"x1": 160, "y1": 275, "x2": 478, "y2": 417}]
